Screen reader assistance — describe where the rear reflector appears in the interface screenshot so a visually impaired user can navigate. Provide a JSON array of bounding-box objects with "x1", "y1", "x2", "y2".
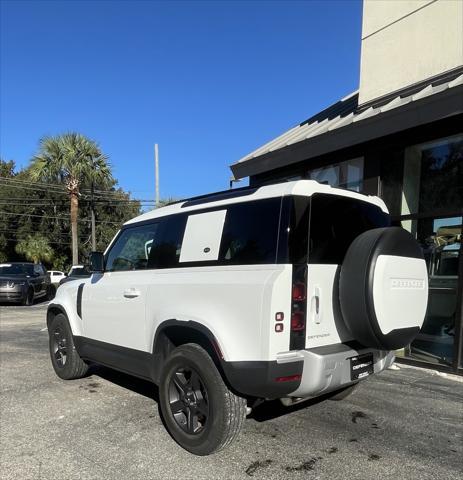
[
  {"x1": 291, "y1": 311, "x2": 305, "y2": 331},
  {"x1": 275, "y1": 374, "x2": 302, "y2": 383}
]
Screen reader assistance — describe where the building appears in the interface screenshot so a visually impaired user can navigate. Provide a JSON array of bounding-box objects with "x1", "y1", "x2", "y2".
[{"x1": 230, "y1": 0, "x2": 463, "y2": 374}]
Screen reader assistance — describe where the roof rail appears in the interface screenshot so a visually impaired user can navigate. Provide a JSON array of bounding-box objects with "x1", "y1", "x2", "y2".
[{"x1": 180, "y1": 185, "x2": 258, "y2": 208}]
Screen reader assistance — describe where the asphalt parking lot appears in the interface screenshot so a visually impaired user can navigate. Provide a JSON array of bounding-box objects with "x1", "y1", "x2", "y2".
[{"x1": 1, "y1": 303, "x2": 462, "y2": 480}]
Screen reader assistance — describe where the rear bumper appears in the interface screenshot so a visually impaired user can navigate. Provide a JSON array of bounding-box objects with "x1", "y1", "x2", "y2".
[
  {"x1": 221, "y1": 343, "x2": 394, "y2": 400},
  {"x1": 282, "y1": 343, "x2": 395, "y2": 398},
  {"x1": 221, "y1": 359, "x2": 304, "y2": 399}
]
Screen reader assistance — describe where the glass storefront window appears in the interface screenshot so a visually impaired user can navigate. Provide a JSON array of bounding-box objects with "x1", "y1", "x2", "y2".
[
  {"x1": 309, "y1": 157, "x2": 364, "y2": 192},
  {"x1": 401, "y1": 134, "x2": 463, "y2": 221},
  {"x1": 403, "y1": 217, "x2": 462, "y2": 366}
]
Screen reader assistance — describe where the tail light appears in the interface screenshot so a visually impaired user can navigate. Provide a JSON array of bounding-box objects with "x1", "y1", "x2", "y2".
[
  {"x1": 290, "y1": 265, "x2": 307, "y2": 350},
  {"x1": 291, "y1": 311, "x2": 305, "y2": 331},
  {"x1": 292, "y1": 282, "x2": 306, "y2": 301},
  {"x1": 275, "y1": 374, "x2": 302, "y2": 383}
]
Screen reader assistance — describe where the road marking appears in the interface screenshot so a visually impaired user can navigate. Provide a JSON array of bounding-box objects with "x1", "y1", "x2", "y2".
[{"x1": 40, "y1": 327, "x2": 48, "y2": 331}]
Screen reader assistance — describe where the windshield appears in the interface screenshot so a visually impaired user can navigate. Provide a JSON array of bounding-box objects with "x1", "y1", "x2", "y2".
[
  {"x1": 69, "y1": 267, "x2": 91, "y2": 276},
  {"x1": 0, "y1": 264, "x2": 33, "y2": 276}
]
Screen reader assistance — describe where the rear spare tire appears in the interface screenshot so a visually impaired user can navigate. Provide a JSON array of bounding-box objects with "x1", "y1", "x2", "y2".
[{"x1": 339, "y1": 227, "x2": 428, "y2": 350}]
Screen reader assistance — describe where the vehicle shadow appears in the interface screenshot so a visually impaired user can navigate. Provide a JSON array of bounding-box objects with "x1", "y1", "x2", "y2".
[
  {"x1": 249, "y1": 394, "x2": 331, "y2": 422},
  {"x1": 87, "y1": 364, "x2": 333, "y2": 425},
  {"x1": 89, "y1": 364, "x2": 160, "y2": 402}
]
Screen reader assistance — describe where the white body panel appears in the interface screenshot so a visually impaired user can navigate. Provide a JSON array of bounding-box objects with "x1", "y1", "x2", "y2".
[
  {"x1": 143, "y1": 264, "x2": 292, "y2": 361},
  {"x1": 180, "y1": 210, "x2": 226, "y2": 263},
  {"x1": 373, "y1": 255, "x2": 428, "y2": 334},
  {"x1": 63, "y1": 265, "x2": 292, "y2": 361},
  {"x1": 81, "y1": 272, "x2": 149, "y2": 351},
  {"x1": 305, "y1": 265, "x2": 353, "y2": 348},
  {"x1": 53, "y1": 282, "x2": 85, "y2": 336}
]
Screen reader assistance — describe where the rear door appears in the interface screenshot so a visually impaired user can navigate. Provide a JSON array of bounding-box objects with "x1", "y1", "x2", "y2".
[{"x1": 305, "y1": 194, "x2": 390, "y2": 348}]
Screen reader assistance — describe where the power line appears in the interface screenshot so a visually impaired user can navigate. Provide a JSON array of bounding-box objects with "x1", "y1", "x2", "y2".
[
  {"x1": 0, "y1": 200, "x2": 154, "y2": 207},
  {"x1": 2, "y1": 237, "x2": 73, "y2": 246},
  {"x1": 0, "y1": 228, "x2": 89, "y2": 240},
  {"x1": 0, "y1": 177, "x2": 135, "y2": 198},
  {"x1": 0, "y1": 210, "x2": 124, "y2": 224},
  {"x1": 0, "y1": 177, "x2": 67, "y2": 192},
  {"x1": 0, "y1": 180, "x2": 151, "y2": 203}
]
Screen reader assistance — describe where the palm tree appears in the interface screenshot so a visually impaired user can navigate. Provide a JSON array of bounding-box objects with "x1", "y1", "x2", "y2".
[
  {"x1": 16, "y1": 234, "x2": 54, "y2": 264},
  {"x1": 29, "y1": 133, "x2": 112, "y2": 265}
]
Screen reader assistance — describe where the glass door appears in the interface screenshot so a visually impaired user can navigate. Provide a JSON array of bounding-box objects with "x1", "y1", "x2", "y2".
[{"x1": 407, "y1": 217, "x2": 462, "y2": 366}]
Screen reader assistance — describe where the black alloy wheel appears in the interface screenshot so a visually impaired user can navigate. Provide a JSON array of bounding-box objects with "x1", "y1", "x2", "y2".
[
  {"x1": 52, "y1": 326, "x2": 68, "y2": 368},
  {"x1": 48, "y1": 313, "x2": 88, "y2": 379},
  {"x1": 159, "y1": 344, "x2": 247, "y2": 455},
  {"x1": 168, "y1": 367, "x2": 209, "y2": 435},
  {"x1": 47, "y1": 284, "x2": 56, "y2": 301}
]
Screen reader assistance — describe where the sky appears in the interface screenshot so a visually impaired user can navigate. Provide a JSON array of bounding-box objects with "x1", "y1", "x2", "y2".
[{"x1": 1, "y1": 0, "x2": 363, "y2": 201}]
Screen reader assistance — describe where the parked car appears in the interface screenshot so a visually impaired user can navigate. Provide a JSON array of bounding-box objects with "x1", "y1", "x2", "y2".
[
  {"x1": 0, "y1": 262, "x2": 53, "y2": 305},
  {"x1": 59, "y1": 265, "x2": 91, "y2": 286},
  {"x1": 48, "y1": 270, "x2": 66, "y2": 286},
  {"x1": 47, "y1": 180, "x2": 428, "y2": 455}
]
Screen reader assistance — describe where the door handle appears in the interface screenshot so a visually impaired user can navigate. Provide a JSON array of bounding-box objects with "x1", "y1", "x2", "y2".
[
  {"x1": 311, "y1": 286, "x2": 321, "y2": 324},
  {"x1": 123, "y1": 288, "x2": 140, "y2": 298}
]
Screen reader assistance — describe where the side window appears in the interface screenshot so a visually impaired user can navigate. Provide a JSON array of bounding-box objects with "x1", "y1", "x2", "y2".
[
  {"x1": 149, "y1": 215, "x2": 187, "y2": 268},
  {"x1": 219, "y1": 198, "x2": 281, "y2": 264},
  {"x1": 308, "y1": 194, "x2": 390, "y2": 264},
  {"x1": 106, "y1": 223, "x2": 159, "y2": 272}
]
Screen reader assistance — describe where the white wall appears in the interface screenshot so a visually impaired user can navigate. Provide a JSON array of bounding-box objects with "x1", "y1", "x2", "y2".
[{"x1": 359, "y1": 0, "x2": 463, "y2": 105}]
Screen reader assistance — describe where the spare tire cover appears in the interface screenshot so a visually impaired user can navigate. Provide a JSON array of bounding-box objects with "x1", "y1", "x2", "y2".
[{"x1": 339, "y1": 227, "x2": 428, "y2": 350}]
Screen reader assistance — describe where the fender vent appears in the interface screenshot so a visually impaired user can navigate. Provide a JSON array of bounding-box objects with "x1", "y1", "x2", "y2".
[{"x1": 77, "y1": 283, "x2": 84, "y2": 319}]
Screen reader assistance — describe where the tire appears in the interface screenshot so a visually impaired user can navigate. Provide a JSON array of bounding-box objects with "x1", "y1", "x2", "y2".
[
  {"x1": 327, "y1": 383, "x2": 358, "y2": 401},
  {"x1": 22, "y1": 288, "x2": 34, "y2": 306},
  {"x1": 159, "y1": 343, "x2": 247, "y2": 455},
  {"x1": 339, "y1": 227, "x2": 428, "y2": 350},
  {"x1": 48, "y1": 313, "x2": 88, "y2": 380},
  {"x1": 46, "y1": 284, "x2": 56, "y2": 301}
]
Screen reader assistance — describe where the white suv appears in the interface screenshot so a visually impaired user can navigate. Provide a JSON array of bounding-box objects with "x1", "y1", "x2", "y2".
[{"x1": 47, "y1": 180, "x2": 428, "y2": 455}]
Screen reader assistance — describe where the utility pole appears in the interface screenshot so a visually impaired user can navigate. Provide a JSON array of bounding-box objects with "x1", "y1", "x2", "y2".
[
  {"x1": 154, "y1": 143, "x2": 160, "y2": 207},
  {"x1": 91, "y1": 180, "x2": 96, "y2": 251}
]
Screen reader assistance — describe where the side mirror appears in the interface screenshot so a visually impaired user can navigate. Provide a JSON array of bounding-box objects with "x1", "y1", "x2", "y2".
[{"x1": 89, "y1": 252, "x2": 105, "y2": 273}]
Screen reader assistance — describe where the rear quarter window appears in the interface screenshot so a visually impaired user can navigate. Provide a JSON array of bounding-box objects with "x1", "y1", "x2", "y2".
[{"x1": 218, "y1": 198, "x2": 282, "y2": 264}]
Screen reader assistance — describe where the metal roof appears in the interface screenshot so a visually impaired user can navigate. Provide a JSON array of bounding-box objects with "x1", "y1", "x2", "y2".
[{"x1": 231, "y1": 68, "x2": 463, "y2": 179}]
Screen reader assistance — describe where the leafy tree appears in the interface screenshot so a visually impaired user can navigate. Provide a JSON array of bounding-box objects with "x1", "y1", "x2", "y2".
[
  {"x1": 29, "y1": 133, "x2": 112, "y2": 265},
  {"x1": 0, "y1": 157, "x2": 141, "y2": 270},
  {"x1": 15, "y1": 234, "x2": 54, "y2": 264}
]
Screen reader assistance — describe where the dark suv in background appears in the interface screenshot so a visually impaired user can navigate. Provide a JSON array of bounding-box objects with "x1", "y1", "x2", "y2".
[{"x1": 0, "y1": 262, "x2": 53, "y2": 305}]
